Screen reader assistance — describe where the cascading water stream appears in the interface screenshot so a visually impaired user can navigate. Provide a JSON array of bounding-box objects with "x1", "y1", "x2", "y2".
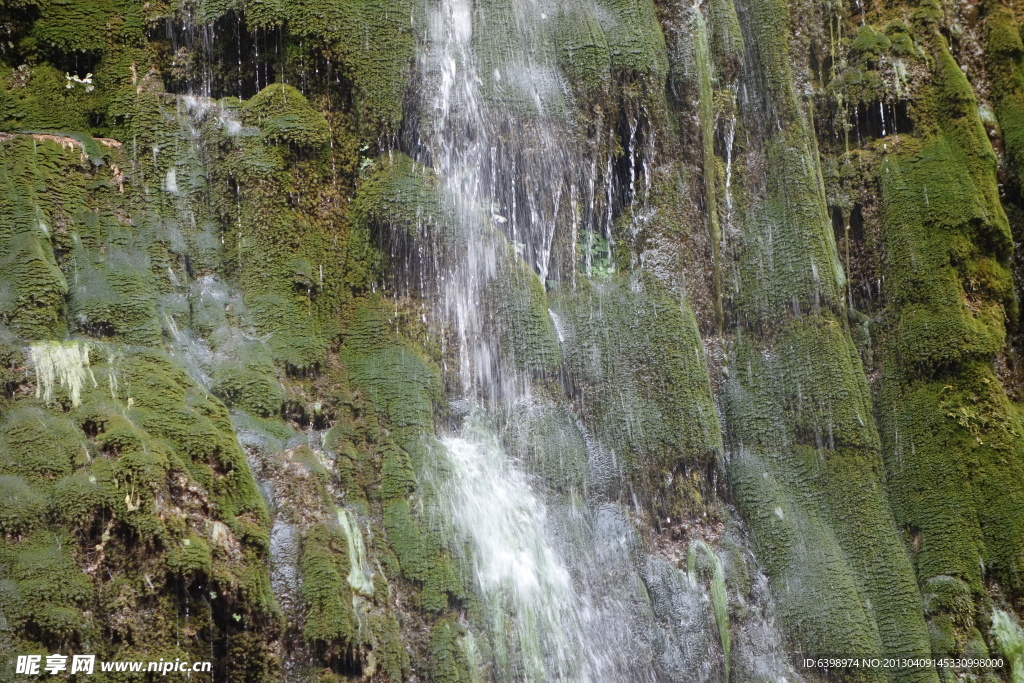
[
  {"x1": 427, "y1": 420, "x2": 604, "y2": 680},
  {"x1": 414, "y1": 0, "x2": 629, "y2": 679},
  {"x1": 411, "y1": 0, "x2": 610, "y2": 679},
  {"x1": 422, "y1": 0, "x2": 573, "y2": 398}
]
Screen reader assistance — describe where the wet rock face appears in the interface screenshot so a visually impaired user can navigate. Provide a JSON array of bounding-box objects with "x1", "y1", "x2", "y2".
[{"x1": 2, "y1": 0, "x2": 1024, "y2": 681}]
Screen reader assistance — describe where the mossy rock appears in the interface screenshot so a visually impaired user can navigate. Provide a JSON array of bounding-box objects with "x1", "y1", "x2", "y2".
[
  {"x1": 68, "y1": 257, "x2": 162, "y2": 346},
  {"x1": 343, "y1": 302, "x2": 441, "y2": 435},
  {"x1": 0, "y1": 475, "x2": 48, "y2": 536},
  {"x1": 49, "y1": 469, "x2": 110, "y2": 530},
  {"x1": 32, "y1": 0, "x2": 115, "y2": 54},
  {"x1": 0, "y1": 65, "x2": 105, "y2": 132},
  {"x1": 488, "y1": 257, "x2": 561, "y2": 375},
  {"x1": 300, "y1": 522, "x2": 358, "y2": 653},
  {"x1": 505, "y1": 393, "x2": 587, "y2": 494},
  {"x1": 211, "y1": 360, "x2": 283, "y2": 418},
  {"x1": 241, "y1": 83, "x2": 331, "y2": 147},
  {"x1": 725, "y1": 315, "x2": 935, "y2": 678},
  {"x1": 428, "y1": 617, "x2": 475, "y2": 683},
  {"x1": 286, "y1": 0, "x2": 418, "y2": 132},
  {"x1": 851, "y1": 25, "x2": 892, "y2": 59},
  {"x1": 353, "y1": 153, "x2": 451, "y2": 243},
  {"x1": 246, "y1": 294, "x2": 325, "y2": 370},
  {"x1": 0, "y1": 531, "x2": 94, "y2": 646},
  {"x1": 0, "y1": 136, "x2": 73, "y2": 340},
  {"x1": 165, "y1": 533, "x2": 213, "y2": 579},
  {"x1": 593, "y1": 0, "x2": 670, "y2": 78},
  {"x1": 0, "y1": 406, "x2": 85, "y2": 482},
  {"x1": 550, "y1": 275, "x2": 721, "y2": 486},
  {"x1": 877, "y1": 47, "x2": 1024, "y2": 611},
  {"x1": 554, "y1": 1, "x2": 613, "y2": 94}
]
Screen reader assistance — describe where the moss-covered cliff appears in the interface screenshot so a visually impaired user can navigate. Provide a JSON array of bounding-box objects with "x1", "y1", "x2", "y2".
[{"x1": 1, "y1": 0, "x2": 1024, "y2": 681}]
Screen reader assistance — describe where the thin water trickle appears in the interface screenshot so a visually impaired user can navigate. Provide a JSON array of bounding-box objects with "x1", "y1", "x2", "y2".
[{"x1": 724, "y1": 115, "x2": 736, "y2": 214}]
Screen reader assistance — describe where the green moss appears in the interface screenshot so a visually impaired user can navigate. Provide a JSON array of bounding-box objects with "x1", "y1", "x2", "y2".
[
  {"x1": 554, "y1": 1, "x2": 613, "y2": 94},
  {"x1": 0, "y1": 406, "x2": 84, "y2": 481},
  {"x1": 879, "y1": 140, "x2": 1011, "y2": 369},
  {"x1": 851, "y1": 26, "x2": 892, "y2": 59},
  {"x1": 227, "y1": 630, "x2": 280, "y2": 682},
  {"x1": 212, "y1": 182, "x2": 331, "y2": 371},
  {"x1": 593, "y1": 0, "x2": 669, "y2": 78},
  {"x1": 489, "y1": 257, "x2": 561, "y2": 375},
  {"x1": 300, "y1": 522, "x2": 358, "y2": 651},
  {"x1": 922, "y1": 576, "x2": 975, "y2": 626},
  {"x1": 890, "y1": 32, "x2": 919, "y2": 57},
  {"x1": 727, "y1": 0, "x2": 848, "y2": 321},
  {"x1": 506, "y1": 393, "x2": 587, "y2": 494},
  {"x1": 216, "y1": 122, "x2": 347, "y2": 372},
  {"x1": 166, "y1": 533, "x2": 213, "y2": 578},
  {"x1": 708, "y1": 0, "x2": 744, "y2": 72},
  {"x1": 0, "y1": 136, "x2": 75, "y2": 340},
  {"x1": 692, "y1": 8, "x2": 724, "y2": 329},
  {"x1": 550, "y1": 275, "x2": 721, "y2": 488},
  {"x1": 381, "y1": 496, "x2": 460, "y2": 613},
  {"x1": 241, "y1": 83, "x2": 331, "y2": 147},
  {"x1": 354, "y1": 157, "x2": 556, "y2": 375},
  {"x1": 0, "y1": 530, "x2": 94, "y2": 645},
  {"x1": 725, "y1": 315, "x2": 935, "y2": 678},
  {"x1": 366, "y1": 606, "x2": 409, "y2": 681},
  {"x1": 0, "y1": 64, "x2": 106, "y2": 132},
  {"x1": 428, "y1": 617, "x2": 474, "y2": 683},
  {"x1": 211, "y1": 359, "x2": 283, "y2": 418},
  {"x1": 241, "y1": 0, "x2": 287, "y2": 28},
  {"x1": 987, "y1": 10, "x2": 1024, "y2": 189},
  {"x1": 286, "y1": 0, "x2": 418, "y2": 133},
  {"x1": 866, "y1": 25, "x2": 1024, "y2": 660},
  {"x1": 687, "y1": 540, "x2": 730, "y2": 680},
  {"x1": 991, "y1": 610, "x2": 1024, "y2": 682},
  {"x1": 734, "y1": 133, "x2": 843, "y2": 320},
  {"x1": 32, "y1": 0, "x2": 115, "y2": 54},
  {"x1": 0, "y1": 475, "x2": 47, "y2": 536},
  {"x1": 69, "y1": 257, "x2": 162, "y2": 345},
  {"x1": 49, "y1": 468, "x2": 109, "y2": 529},
  {"x1": 0, "y1": 348, "x2": 285, "y2": 660},
  {"x1": 879, "y1": 361, "x2": 1024, "y2": 595},
  {"x1": 344, "y1": 302, "x2": 441, "y2": 436},
  {"x1": 353, "y1": 153, "x2": 449, "y2": 241},
  {"x1": 98, "y1": 350, "x2": 270, "y2": 541},
  {"x1": 339, "y1": 299, "x2": 461, "y2": 612}
]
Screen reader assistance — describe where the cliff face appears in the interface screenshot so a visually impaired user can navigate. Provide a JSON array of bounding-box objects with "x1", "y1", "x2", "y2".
[{"x1": 2, "y1": 0, "x2": 1024, "y2": 681}]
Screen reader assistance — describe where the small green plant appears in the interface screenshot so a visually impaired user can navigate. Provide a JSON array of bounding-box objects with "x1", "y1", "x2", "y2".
[
  {"x1": 359, "y1": 144, "x2": 375, "y2": 175},
  {"x1": 579, "y1": 230, "x2": 616, "y2": 278}
]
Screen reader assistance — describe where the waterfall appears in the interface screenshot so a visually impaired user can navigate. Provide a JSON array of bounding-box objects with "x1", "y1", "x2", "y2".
[
  {"x1": 420, "y1": 0, "x2": 574, "y2": 402},
  {"x1": 9, "y1": 0, "x2": 1024, "y2": 678},
  {"x1": 413, "y1": 1, "x2": 616, "y2": 678},
  {"x1": 401, "y1": 1, "x2": 791, "y2": 680}
]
